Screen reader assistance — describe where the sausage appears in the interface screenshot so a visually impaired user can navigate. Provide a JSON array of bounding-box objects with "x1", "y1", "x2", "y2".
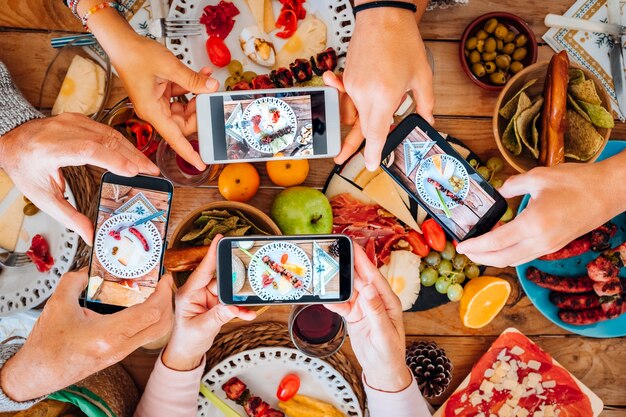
[
  {"x1": 593, "y1": 278, "x2": 623, "y2": 297},
  {"x1": 558, "y1": 306, "x2": 608, "y2": 325},
  {"x1": 526, "y1": 267, "x2": 594, "y2": 293},
  {"x1": 539, "y1": 51, "x2": 569, "y2": 166},
  {"x1": 549, "y1": 291, "x2": 601, "y2": 310},
  {"x1": 129, "y1": 227, "x2": 149, "y2": 251},
  {"x1": 539, "y1": 236, "x2": 591, "y2": 261},
  {"x1": 163, "y1": 246, "x2": 209, "y2": 272}
]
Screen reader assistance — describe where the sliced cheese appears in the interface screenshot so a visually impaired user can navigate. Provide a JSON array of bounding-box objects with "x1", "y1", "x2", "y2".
[
  {"x1": 325, "y1": 174, "x2": 376, "y2": 205},
  {"x1": 363, "y1": 172, "x2": 421, "y2": 232},
  {"x1": 0, "y1": 170, "x2": 12, "y2": 203},
  {"x1": 87, "y1": 276, "x2": 104, "y2": 299},
  {"x1": 0, "y1": 194, "x2": 26, "y2": 251},
  {"x1": 263, "y1": 0, "x2": 275, "y2": 34},
  {"x1": 245, "y1": 0, "x2": 265, "y2": 32}
]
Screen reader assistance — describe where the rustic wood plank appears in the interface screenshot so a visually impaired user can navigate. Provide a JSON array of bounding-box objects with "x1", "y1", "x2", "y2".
[{"x1": 0, "y1": 0, "x2": 80, "y2": 31}]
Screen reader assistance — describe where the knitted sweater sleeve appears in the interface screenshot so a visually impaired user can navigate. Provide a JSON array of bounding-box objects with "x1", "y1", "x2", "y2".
[{"x1": 0, "y1": 62, "x2": 43, "y2": 136}]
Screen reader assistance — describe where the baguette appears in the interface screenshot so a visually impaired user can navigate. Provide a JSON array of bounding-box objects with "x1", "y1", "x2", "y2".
[
  {"x1": 163, "y1": 246, "x2": 209, "y2": 272},
  {"x1": 539, "y1": 51, "x2": 569, "y2": 166}
]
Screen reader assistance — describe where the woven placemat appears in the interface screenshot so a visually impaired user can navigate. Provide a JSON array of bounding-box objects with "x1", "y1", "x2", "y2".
[{"x1": 206, "y1": 321, "x2": 366, "y2": 412}]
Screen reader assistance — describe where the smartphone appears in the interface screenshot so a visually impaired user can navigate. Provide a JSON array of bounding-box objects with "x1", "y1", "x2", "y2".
[
  {"x1": 85, "y1": 173, "x2": 173, "y2": 314},
  {"x1": 216, "y1": 235, "x2": 353, "y2": 306},
  {"x1": 381, "y1": 114, "x2": 508, "y2": 241},
  {"x1": 196, "y1": 86, "x2": 341, "y2": 164}
]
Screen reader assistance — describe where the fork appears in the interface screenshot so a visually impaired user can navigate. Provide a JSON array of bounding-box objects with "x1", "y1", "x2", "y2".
[{"x1": 0, "y1": 252, "x2": 32, "y2": 268}]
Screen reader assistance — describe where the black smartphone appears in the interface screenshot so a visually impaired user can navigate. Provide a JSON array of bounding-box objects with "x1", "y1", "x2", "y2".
[
  {"x1": 85, "y1": 173, "x2": 174, "y2": 314},
  {"x1": 217, "y1": 235, "x2": 353, "y2": 306},
  {"x1": 381, "y1": 114, "x2": 508, "y2": 241}
]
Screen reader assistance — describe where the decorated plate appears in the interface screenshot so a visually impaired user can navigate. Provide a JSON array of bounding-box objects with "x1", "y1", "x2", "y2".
[
  {"x1": 242, "y1": 97, "x2": 298, "y2": 154},
  {"x1": 197, "y1": 347, "x2": 363, "y2": 417},
  {"x1": 247, "y1": 242, "x2": 312, "y2": 301},
  {"x1": 94, "y1": 213, "x2": 162, "y2": 279},
  {"x1": 515, "y1": 141, "x2": 626, "y2": 338},
  {"x1": 415, "y1": 154, "x2": 470, "y2": 210}
]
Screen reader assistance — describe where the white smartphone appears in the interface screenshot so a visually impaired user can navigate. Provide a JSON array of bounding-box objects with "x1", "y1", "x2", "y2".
[{"x1": 196, "y1": 87, "x2": 341, "y2": 164}]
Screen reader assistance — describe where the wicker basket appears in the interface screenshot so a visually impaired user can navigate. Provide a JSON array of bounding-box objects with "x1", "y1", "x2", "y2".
[{"x1": 206, "y1": 321, "x2": 366, "y2": 412}]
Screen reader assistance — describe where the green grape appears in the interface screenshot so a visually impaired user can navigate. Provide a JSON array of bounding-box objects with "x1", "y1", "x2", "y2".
[
  {"x1": 486, "y1": 156, "x2": 504, "y2": 173},
  {"x1": 242, "y1": 71, "x2": 257, "y2": 83},
  {"x1": 490, "y1": 177, "x2": 504, "y2": 189},
  {"x1": 501, "y1": 207, "x2": 514, "y2": 222},
  {"x1": 477, "y1": 166, "x2": 492, "y2": 180},
  {"x1": 440, "y1": 242, "x2": 456, "y2": 260},
  {"x1": 452, "y1": 270, "x2": 466, "y2": 284},
  {"x1": 469, "y1": 159, "x2": 478, "y2": 167},
  {"x1": 453, "y1": 254, "x2": 470, "y2": 270},
  {"x1": 227, "y1": 60, "x2": 243, "y2": 76},
  {"x1": 435, "y1": 277, "x2": 451, "y2": 294},
  {"x1": 421, "y1": 267, "x2": 439, "y2": 287},
  {"x1": 447, "y1": 283, "x2": 464, "y2": 302},
  {"x1": 419, "y1": 263, "x2": 426, "y2": 272},
  {"x1": 224, "y1": 75, "x2": 241, "y2": 90},
  {"x1": 424, "y1": 251, "x2": 442, "y2": 268},
  {"x1": 464, "y1": 264, "x2": 480, "y2": 279},
  {"x1": 438, "y1": 259, "x2": 453, "y2": 276}
]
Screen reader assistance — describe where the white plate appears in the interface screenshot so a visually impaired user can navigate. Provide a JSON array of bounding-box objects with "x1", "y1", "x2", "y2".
[
  {"x1": 94, "y1": 213, "x2": 162, "y2": 279},
  {"x1": 166, "y1": 0, "x2": 354, "y2": 88},
  {"x1": 198, "y1": 347, "x2": 363, "y2": 417},
  {"x1": 414, "y1": 154, "x2": 470, "y2": 210},
  {"x1": 242, "y1": 97, "x2": 298, "y2": 153},
  {"x1": 247, "y1": 242, "x2": 311, "y2": 301},
  {"x1": 0, "y1": 188, "x2": 79, "y2": 316}
]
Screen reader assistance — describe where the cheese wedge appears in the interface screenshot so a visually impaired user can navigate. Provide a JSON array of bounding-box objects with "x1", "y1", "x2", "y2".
[
  {"x1": 325, "y1": 174, "x2": 376, "y2": 205},
  {"x1": 263, "y1": 0, "x2": 275, "y2": 33},
  {"x1": 0, "y1": 170, "x2": 13, "y2": 203},
  {"x1": 0, "y1": 194, "x2": 26, "y2": 251},
  {"x1": 245, "y1": 0, "x2": 265, "y2": 32},
  {"x1": 363, "y1": 172, "x2": 421, "y2": 232}
]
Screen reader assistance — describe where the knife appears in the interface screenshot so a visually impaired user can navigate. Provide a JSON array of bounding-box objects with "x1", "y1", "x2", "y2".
[
  {"x1": 607, "y1": 0, "x2": 626, "y2": 120},
  {"x1": 545, "y1": 14, "x2": 626, "y2": 36}
]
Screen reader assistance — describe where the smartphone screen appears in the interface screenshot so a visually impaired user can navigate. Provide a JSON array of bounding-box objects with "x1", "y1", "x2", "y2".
[
  {"x1": 382, "y1": 115, "x2": 507, "y2": 241},
  {"x1": 86, "y1": 173, "x2": 173, "y2": 313},
  {"x1": 217, "y1": 235, "x2": 353, "y2": 305},
  {"x1": 203, "y1": 88, "x2": 336, "y2": 162}
]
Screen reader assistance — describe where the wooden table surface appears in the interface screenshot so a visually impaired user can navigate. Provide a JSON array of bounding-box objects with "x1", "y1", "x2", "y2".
[{"x1": 1, "y1": 1, "x2": 625, "y2": 415}]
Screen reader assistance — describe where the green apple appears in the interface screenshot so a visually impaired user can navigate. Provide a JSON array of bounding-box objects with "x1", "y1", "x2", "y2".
[{"x1": 270, "y1": 186, "x2": 333, "y2": 235}]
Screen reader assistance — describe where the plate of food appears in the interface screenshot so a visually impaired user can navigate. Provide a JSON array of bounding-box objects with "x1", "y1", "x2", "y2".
[
  {"x1": 434, "y1": 328, "x2": 603, "y2": 417},
  {"x1": 242, "y1": 97, "x2": 298, "y2": 153},
  {"x1": 166, "y1": 0, "x2": 353, "y2": 90},
  {"x1": 246, "y1": 241, "x2": 312, "y2": 301},
  {"x1": 414, "y1": 154, "x2": 470, "y2": 211},
  {"x1": 94, "y1": 213, "x2": 162, "y2": 279},
  {"x1": 198, "y1": 347, "x2": 362, "y2": 417},
  {"x1": 0, "y1": 170, "x2": 79, "y2": 315},
  {"x1": 515, "y1": 141, "x2": 626, "y2": 338}
]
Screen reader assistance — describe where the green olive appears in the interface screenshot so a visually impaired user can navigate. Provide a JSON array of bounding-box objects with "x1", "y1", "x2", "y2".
[
  {"x1": 496, "y1": 39, "x2": 504, "y2": 51},
  {"x1": 502, "y1": 42, "x2": 516, "y2": 55},
  {"x1": 514, "y1": 33, "x2": 528, "y2": 47},
  {"x1": 494, "y1": 24, "x2": 509, "y2": 39},
  {"x1": 242, "y1": 71, "x2": 257, "y2": 83},
  {"x1": 484, "y1": 61, "x2": 496, "y2": 74},
  {"x1": 23, "y1": 203, "x2": 39, "y2": 216},
  {"x1": 227, "y1": 60, "x2": 243, "y2": 77},
  {"x1": 482, "y1": 51, "x2": 497, "y2": 61},
  {"x1": 476, "y1": 39, "x2": 485, "y2": 53},
  {"x1": 489, "y1": 71, "x2": 507, "y2": 85},
  {"x1": 512, "y1": 47, "x2": 528, "y2": 61},
  {"x1": 471, "y1": 63, "x2": 486, "y2": 78},
  {"x1": 495, "y1": 54, "x2": 511, "y2": 70},
  {"x1": 224, "y1": 75, "x2": 239, "y2": 90},
  {"x1": 465, "y1": 36, "x2": 478, "y2": 51},
  {"x1": 504, "y1": 30, "x2": 516, "y2": 43},
  {"x1": 476, "y1": 29, "x2": 489, "y2": 40},
  {"x1": 468, "y1": 50, "x2": 481, "y2": 64},
  {"x1": 483, "y1": 18, "x2": 499, "y2": 33},
  {"x1": 510, "y1": 61, "x2": 524, "y2": 74},
  {"x1": 484, "y1": 37, "x2": 497, "y2": 53}
]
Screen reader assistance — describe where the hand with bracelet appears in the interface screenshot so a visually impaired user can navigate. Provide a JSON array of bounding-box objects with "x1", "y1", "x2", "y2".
[{"x1": 340, "y1": 0, "x2": 434, "y2": 171}]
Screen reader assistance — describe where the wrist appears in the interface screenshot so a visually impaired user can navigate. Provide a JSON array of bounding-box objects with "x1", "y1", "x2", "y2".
[
  {"x1": 354, "y1": 0, "x2": 416, "y2": 6},
  {"x1": 162, "y1": 343, "x2": 204, "y2": 372},
  {"x1": 363, "y1": 364, "x2": 413, "y2": 392},
  {"x1": 1, "y1": 351, "x2": 38, "y2": 402},
  {"x1": 598, "y1": 152, "x2": 626, "y2": 213}
]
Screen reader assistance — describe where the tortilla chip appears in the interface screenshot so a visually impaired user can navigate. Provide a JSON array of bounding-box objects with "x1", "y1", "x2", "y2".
[
  {"x1": 568, "y1": 68, "x2": 585, "y2": 85},
  {"x1": 201, "y1": 209, "x2": 232, "y2": 218},
  {"x1": 515, "y1": 97, "x2": 544, "y2": 159},
  {"x1": 499, "y1": 79, "x2": 538, "y2": 120},
  {"x1": 181, "y1": 219, "x2": 218, "y2": 242},
  {"x1": 576, "y1": 101, "x2": 615, "y2": 128},
  {"x1": 568, "y1": 79, "x2": 602, "y2": 105},
  {"x1": 232, "y1": 209, "x2": 271, "y2": 235},
  {"x1": 225, "y1": 225, "x2": 252, "y2": 236},
  {"x1": 564, "y1": 110, "x2": 605, "y2": 161},
  {"x1": 502, "y1": 92, "x2": 532, "y2": 155},
  {"x1": 567, "y1": 94, "x2": 591, "y2": 123},
  {"x1": 531, "y1": 112, "x2": 541, "y2": 157}
]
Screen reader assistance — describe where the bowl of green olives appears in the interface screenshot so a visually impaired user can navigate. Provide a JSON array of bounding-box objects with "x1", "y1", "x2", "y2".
[{"x1": 460, "y1": 12, "x2": 538, "y2": 91}]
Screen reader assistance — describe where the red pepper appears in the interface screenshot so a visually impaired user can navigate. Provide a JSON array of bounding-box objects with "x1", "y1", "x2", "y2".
[
  {"x1": 422, "y1": 219, "x2": 446, "y2": 252},
  {"x1": 275, "y1": 9, "x2": 298, "y2": 39},
  {"x1": 26, "y1": 234, "x2": 54, "y2": 273},
  {"x1": 405, "y1": 230, "x2": 430, "y2": 257},
  {"x1": 126, "y1": 119, "x2": 153, "y2": 154}
]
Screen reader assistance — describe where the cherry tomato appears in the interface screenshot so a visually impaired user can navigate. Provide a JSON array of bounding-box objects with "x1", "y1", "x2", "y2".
[
  {"x1": 277, "y1": 374, "x2": 300, "y2": 401},
  {"x1": 206, "y1": 36, "x2": 231, "y2": 67},
  {"x1": 275, "y1": 9, "x2": 298, "y2": 38},
  {"x1": 406, "y1": 230, "x2": 430, "y2": 257},
  {"x1": 422, "y1": 219, "x2": 446, "y2": 252}
]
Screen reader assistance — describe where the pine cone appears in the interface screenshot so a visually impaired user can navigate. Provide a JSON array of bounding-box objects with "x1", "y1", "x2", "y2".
[
  {"x1": 328, "y1": 241, "x2": 340, "y2": 258},
  {"x1": 406, "y1": 341, "x2": 453, "y2": 398}
]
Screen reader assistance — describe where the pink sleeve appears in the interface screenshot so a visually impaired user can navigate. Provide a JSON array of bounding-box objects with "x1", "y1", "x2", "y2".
[
  {"x1": 133, "y1": 354, "x2": 205, "y2": 417},
  {"x1": 364, "y1": 375, "x2": 432, "y2": 417}
]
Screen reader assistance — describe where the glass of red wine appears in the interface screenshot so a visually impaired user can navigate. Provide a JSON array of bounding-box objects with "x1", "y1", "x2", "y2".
[
  {"x1": 288, "y1": 304, "x2": 346, "y2": 358},
  {"x1": 155, "y1": 134, "x2": 222, "y2": 186}
]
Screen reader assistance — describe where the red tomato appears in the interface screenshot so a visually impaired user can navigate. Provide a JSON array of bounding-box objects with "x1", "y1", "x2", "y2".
[
  {"x1": 275, "y1": 9, "x2": 298, "y2": 38},
  {"x1": 406, "y1": 231, "x2": 430, "y2": 257},
  {"x1": 206, "y1": 36, "x2": 231, "y2": 67},
  {"x1": 422, "y1": 219, "x2": 446, "y2": 252},
  {"x1": 276, "y1": 374, "x2": 300, "y2": 401}
]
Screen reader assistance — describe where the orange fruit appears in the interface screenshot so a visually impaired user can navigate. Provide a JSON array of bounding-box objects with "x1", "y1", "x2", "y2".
[
  {"x1": 459, "y1": 276, "x2": 511, "y2": 329},
  {"x1": 266, "y1": 158, "x2": 309, "y2": 187},
  {"x1": 218, "y1": 163, "x2": 260, "y2": 202}
]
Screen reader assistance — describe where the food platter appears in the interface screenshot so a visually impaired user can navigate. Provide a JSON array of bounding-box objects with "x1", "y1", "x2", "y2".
[
  {"x1": 247, "y1": 241, "x2": 312, "y2": 301},
  {"x1": 198, "y1": 347, "x2": 363, "y2": 417},
  {"x1": 242, "y1": 97, "x2": 298, "y2": 153},
  {"x1": 94, "y1": 213, "x2": 162, "y2": 279},
  {"x1": 415, "y1": 154, "x2": 470, "y2": 210},
  {"x1": 515, "y1": 141, "x2": 626, "y2": 338}
]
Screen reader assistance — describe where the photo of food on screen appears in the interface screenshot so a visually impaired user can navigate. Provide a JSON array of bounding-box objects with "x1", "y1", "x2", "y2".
[
  {"x1": 87, "y1": 183, "x2": 170, "y2": 308},
  {"x1": 230, "y1": 239, "x2": 341, "y2": 302},
  {"x1": 386, "y1": 126, "x2": 496, "y2": 239}
]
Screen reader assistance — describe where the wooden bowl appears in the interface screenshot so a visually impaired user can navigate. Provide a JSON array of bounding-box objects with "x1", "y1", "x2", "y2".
[
  {"x1": 168, "y1": 201, "x2": 282, "y2": 318},
  {"x1": 493, "y1": 61, "x2": 611, "y2": 173},
  {"x1": 460, "y1": 12, "x2": 538, "y2": 91}
]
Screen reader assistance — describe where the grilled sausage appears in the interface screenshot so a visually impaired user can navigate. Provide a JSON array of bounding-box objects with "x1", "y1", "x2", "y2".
[
  {"x1": 526, "y1": 267, "x2": 594, "y2": 293},
  {"x1": 549, "y1": 291, "x2": 601, "y2": 310}
]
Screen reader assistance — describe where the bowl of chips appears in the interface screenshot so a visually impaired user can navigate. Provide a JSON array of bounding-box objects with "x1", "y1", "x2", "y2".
[{"x1": 493, "y1": 61, "x2": 612, "y2": 173}]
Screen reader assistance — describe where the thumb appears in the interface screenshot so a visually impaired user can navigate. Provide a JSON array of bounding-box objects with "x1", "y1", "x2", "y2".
[
  {"x1": 323, "y1": 71, "x2": 346, "y2": 93},
  {"x1": 498, "y1": 173, "x2": 535, "y2": 199},
  {"x1": 199, "y1": 304, "x2": 239, "y2": 334},
  {"x1": 169, "y1": 60, "x2": 219, "y2": 94}
]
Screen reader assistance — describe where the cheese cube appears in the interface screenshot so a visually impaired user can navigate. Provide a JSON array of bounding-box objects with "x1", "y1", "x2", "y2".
[
  {"x1": 461, "y1": 393, "x2": 468, "y2": 402},
  {"x1": 536, "y1": 384, "x2": 545, "y2": 395},
  {"x1": 454, "y1": 408, "x2": 464, "y2": 415},
  {"x1": 498, "y1": 404, "x2": 513, "y2": 417},
  {"x1": 497, "y1": 349, "x2": 508, "y2": 361},
  {"x1": 516, "y1": 410, "x2": 530, "y2": 417},
  {"x1": 506, "y1": 396, "x2": 520, "y2": 407},
  {"x1": 527, "y1": 360, "x2": 542, "y2": 371},
  {"x1": 503, "y1": 379, "x2": 518, "y2": 391},
  {"x1": 470, "y1": 392, "x2": 482, "y2": 406},
  {"x1": 485, "y1": 369, "x2": 495, "y2": 378},
  {"x1": 512, "y1": 385, "x2": 525, "y2": 398},
  {"x1": 480, "y1": 380, "x2": 495, "y2": 395},
  {"x1": 510, "y1": 346, "x2": 525, "y2": 356},
  {"x1": 542, "y1": 380, "x2": 557, "y2": 389}
]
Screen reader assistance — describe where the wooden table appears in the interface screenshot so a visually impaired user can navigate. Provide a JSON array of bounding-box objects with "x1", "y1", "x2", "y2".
[{"x1": 1, "y1": 1, "x2": 625, "y2": 414}]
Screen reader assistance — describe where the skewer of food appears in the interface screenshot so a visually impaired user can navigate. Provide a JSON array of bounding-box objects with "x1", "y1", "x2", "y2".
[
  {"x1": 222, "y1": 377, "x2": 285, "y2": 417},
  {"x1": 262, "y1": 255, "x2": 303, "y2": 289}
]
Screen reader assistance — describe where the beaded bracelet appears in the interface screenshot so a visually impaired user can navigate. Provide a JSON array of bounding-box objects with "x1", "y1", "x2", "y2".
[
  {"x1": 353, "y1": 1, "x2": 418, "y2": 14},
  {"x1": 68, "y1": 0, "x2": 80, "y2": 19},
  {"x1": 81, "y1": 1, "x2": 124, "y2": 31}
]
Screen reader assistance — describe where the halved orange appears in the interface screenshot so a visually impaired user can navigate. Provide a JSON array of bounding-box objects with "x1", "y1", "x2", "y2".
[{"x1": 459, "y1": 276, "x2": 511, "y2": 329}]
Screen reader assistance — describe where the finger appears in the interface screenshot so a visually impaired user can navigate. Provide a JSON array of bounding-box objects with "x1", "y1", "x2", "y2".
[
  {"x1": 197, "y1": 304, "x2": 239, "y2": 334},
  {"x1": 233, "y1": 306, "x2": 257, "y2": 321},
  {"x1": 411, "y1": 85, "x2": 435, "y2": 125},
  {"x1": 54, "y1": 269, "x2": 89, "y2": 301},
  {"x1": 170, "y1": 98, "x2": 198, "y2": 137},
  {"x1": 362, "y1": 102, "x2": 395, "y2": 171},
  {"x1": 353, "y1": 245, "x2": 401, "y2": 312},
  {"x1": 170, "y1": 66, "x2": 215, "y2": 97},
  {"x1": 334, "y1": 119, "x2": 365, "y2": 165},
  {"x1": 463, "y1": 240, "x2": 538, "y2": 268},
  {"x1": 183, "y1": 235, "x2": 221, "y2": 291},
  {"x1": 166, "y1": 60, "x2": 219, "y2": 95},
  {"x1": 323, "y1": 301, "x2": 352, "y2": 317},
  {"x1": 358, "y1": 284, "x2": 393, "y2": 334},
  {"x1": 323, "y1": 71, "x2": 346, "y2": 93},
  {"x1": 456, "y1": 211, "x2": 531, "y2": 255},
  {"x1": 498, "y1": 173, "x2": 536, "y2": 199}
]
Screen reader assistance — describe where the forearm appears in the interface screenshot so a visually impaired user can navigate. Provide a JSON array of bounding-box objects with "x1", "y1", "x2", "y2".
[{"x1": 0, "y1": 344, "x2": 45, "y2": 412}]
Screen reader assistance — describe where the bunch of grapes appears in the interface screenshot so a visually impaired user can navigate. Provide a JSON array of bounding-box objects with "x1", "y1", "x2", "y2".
[{"x1": 470, "y1": 156, "x2": 514, "y2": 222}]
